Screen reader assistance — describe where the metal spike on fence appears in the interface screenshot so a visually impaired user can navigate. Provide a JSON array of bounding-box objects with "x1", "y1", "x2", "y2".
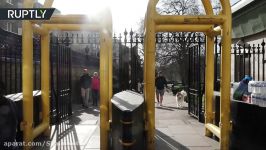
[
  {"x1": 261, "y1": 40, "x2": 265, "y2": 80},
  {"x1": 124, "y1": 29, "x2": 128, "y2": 44},
  {"x1": 119, "y1": 33, "x2": 122, "y2": 43},
  {"x1": 135, "y1": 33, "x2": 139, "y2": 44},
  {"x1": 140, "y1": 34, "x2": 144, "y2": 44},
  {"x1": 130, "y1": 29, "x2": 133, "y2": 43}
]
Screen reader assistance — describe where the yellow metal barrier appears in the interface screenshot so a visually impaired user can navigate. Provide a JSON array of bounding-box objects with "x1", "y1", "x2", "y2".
[
  {"x1": 220, "y1": 1, "x2": 232, "y2": 149},
  {"x1": 144, "y1": 0, "x2": 232, "y2": 149},
  {"x1": 22, "y1": 0, "x2": 113, "y2": 150},
  {"x1": 40, "y1": 29, "x2": 50, "y2": 136},
  {"x1": 201, "y1": 0, "x2": 215, "y2": 138},
  {"x1": 22, "y1": 0, "x2": 34, "y2": 149},
  {"x1": 144, "y1": 1, "x2": 157, "y2": 149}
]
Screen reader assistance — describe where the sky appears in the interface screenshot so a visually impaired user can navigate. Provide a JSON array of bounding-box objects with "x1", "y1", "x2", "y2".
[
  {"x1": 38, "y1": 0, "x2": 239, "y2": 34},
  {"x1": 38, "y1": 0, "x2": 149, "y2": 33}
]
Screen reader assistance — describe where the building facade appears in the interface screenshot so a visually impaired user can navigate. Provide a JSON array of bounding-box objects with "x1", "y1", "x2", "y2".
[
  {"x1": 230, "y1": 0, "x2": 266, "y2": 81},
  {"x1": 0, "y1": 0, "x2": 22, "y2": 34},
  {"x1": 232, "y1": 0, "x2": 266, "y2": 45}
]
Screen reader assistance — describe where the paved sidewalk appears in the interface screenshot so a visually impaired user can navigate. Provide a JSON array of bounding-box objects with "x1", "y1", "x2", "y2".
[
  {"x1": 33, "y1": 104, "x2": 100, "y2": 150},
  {"x1": 33, "y1": 92, "x2": 219, "y2": 150},
  {"x1": 155, "y1": 92, "x2": 219, "y2": 150}
]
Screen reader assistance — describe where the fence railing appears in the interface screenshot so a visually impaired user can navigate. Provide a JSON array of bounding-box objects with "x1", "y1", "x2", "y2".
[
  {"x1": 214, "y1": 37, "x2": 266, "y2": 90},
  {"x1": 2, "y1": 28, "x2": 265, "y2": 95},
  {"x1": 0, "y1": 28, "x2": 41, "y2": 95}
]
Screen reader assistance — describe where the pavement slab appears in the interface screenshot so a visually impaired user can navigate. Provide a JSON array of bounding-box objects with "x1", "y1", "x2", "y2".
[
  {"x1": 155, "y1": 93, "x2": 219, "y2": 150},
  {"x1": 33, "y1": 92, "x2": 218, "y2": 150}
]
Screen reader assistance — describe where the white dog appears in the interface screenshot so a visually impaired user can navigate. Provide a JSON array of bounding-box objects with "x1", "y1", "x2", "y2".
[{"x1": 176, "y1": 90, "x2": 187, "y2": 108}]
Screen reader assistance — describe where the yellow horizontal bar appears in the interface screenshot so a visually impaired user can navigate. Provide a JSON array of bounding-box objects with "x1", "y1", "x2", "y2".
[
  {"x1": 205, "y1": 123, "x2": 221, "y2": 139},
  {"x1": 44, "y1": 24, "x2": 101, "y2": 31},
  {"x1": 155, "y1": 24, "x2": 212, "y2": 32},
  {"x1": 32, "y1": 122, "x2": 49, "y2": 139},
  {"x1": 32, "y1": 24, "x2": 47, "y2": 35},
  {"x1": 154, "y1": 15, "x2": 225, "y2": 25},
  {"x1": 31, "y1": 15, "x2": 100, "y2": 24}
]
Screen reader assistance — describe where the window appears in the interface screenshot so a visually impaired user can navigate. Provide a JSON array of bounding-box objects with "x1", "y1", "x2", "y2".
[
  {"x1": 6, "y1": 22, "x2": 13, "y2": 32},
  {"x1": 6, "y1": 0, "x2": 13, "y2": 5}
]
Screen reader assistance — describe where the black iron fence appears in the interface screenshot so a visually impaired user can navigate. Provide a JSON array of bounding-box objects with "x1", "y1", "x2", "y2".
[
  {"x1": 56, "y1": 30, "x2": 143, "y2": 94},
  {"x1": 50, "y1": 36, "x2": 72, "y2": 124},
  {"x1": 0, "y1": 29, "x2": 73, "y2": 124},
  {"x1": 188, "y1": 36, "x2": 205, "y2": 122},
  {"x1": 214, "y1": 38, "x2": 266, "y2": 91},
  {"x1": 3, "y1": 27, "x2": 265, "y2": 124},
  {"x1": 0, "y1": 28, "x2": 41, "y2": 95},
  {"x1": 113, "y1": 30, "x2": 143, "y2": 93},
  {"x1": 186, "y1": 36, "x2": 266, "y2": 122}
]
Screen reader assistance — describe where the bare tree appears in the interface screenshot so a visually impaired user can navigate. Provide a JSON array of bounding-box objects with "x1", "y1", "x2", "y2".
[
  {"x1": 157, "y1": 0, "x2": 200, "y2": 15},
  {"x1": 155, "y1": 0, "x2": 202, "y2": 84},
  {"x1": 136, "y1": 0, "x2": 211, "y2": 84}
]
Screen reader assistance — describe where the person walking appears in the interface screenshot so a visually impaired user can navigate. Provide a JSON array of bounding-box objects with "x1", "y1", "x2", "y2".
[
  {"x1": 155, "y1": 72, "x2": 167, "y2": 106},
  {"x1": 80, "y1": 69, "x2": 91, "y2": 108},
  {"x1": 91, "y1": 72, "x2": 100, "y2": 106}
]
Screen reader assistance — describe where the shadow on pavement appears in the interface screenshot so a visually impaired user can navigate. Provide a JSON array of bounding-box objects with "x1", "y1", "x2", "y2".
[
  {"x1": 155, "y1": 129, "x2": 189, "y2": 150},
  {"x1": 70, "y1": 106, "x2": 99, "y2": 125},
  {"x1": 33, "y1": 119, "x2": 81, "y2": 150},
  {"x1": 156, "y1": 106, "x2": 175, "y2": 111},
  {"x1": 32, "y1": 104, "x2": 100, "y2": 150},
  {"x1": 176, "y1": 107, "x2": 188, "y2": 110}
]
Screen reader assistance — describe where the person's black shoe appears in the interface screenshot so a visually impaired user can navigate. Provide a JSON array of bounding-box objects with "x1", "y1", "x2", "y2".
[{"x1": 82, "y1": 104, "x2": 88, "y2": 108}]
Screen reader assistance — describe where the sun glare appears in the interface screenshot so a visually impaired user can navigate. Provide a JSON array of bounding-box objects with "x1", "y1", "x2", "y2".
[{"x1": 38, "y1": 0, "x2": 149, "y2": 33}]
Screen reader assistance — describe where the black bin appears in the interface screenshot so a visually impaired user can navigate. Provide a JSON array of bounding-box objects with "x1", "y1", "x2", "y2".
[
  {"x1": 230, "y1": 100, "x2": 266, "y2": 150},
  {"x1": 111, "y1": 90, "x2": 145, "y2": 150}
]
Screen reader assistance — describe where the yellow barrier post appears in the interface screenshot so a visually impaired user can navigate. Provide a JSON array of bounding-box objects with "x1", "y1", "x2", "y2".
[
  {"x1": 144, "y1": 0, "x2": 231, "y2": 149},
  {"x1": 22, "y1": 0, "x2": 34, "y2": 149},
  {"x1": 144, "y1": 1, "x2": 157, "y2": 149},
  {"x1": 205, "y1": 35, "x2": 215, "y2": 137},
  {"x1": 100, "y1": 30, "x2": 110, "y2": 150},
  {"x1": 108, "y1": 35, "x2": 113, "y2": 122},
  {"x1": 31, "y1": 27, "x2": 50, "y2": 139},
  {"x1": 24, "y1": 1, "x2": 114, "y2": 149},
  {"x1": 105, "y1": 9, "x2": 113, "y2": 125},
  {"x1": 201, "y1": 0, "x2": 215, "y2": 137},
  {"x1": 40, "y1": 28, "x2": 51, "y2": 135},
  {"x1": 220, "y1": 1, "x2": 232, "y2": 149}
]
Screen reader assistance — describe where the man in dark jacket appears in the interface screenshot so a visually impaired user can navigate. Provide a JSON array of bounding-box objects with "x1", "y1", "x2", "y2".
[
  {"x1": 80, "y1": 69, "x2": 92, "y2": 107},
  {"x1": 155, "y1": 72, "x2": 167, "y2": 106},
  {"x1": 0, "y1": 81, "x2": 18, "y2": 149}
]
